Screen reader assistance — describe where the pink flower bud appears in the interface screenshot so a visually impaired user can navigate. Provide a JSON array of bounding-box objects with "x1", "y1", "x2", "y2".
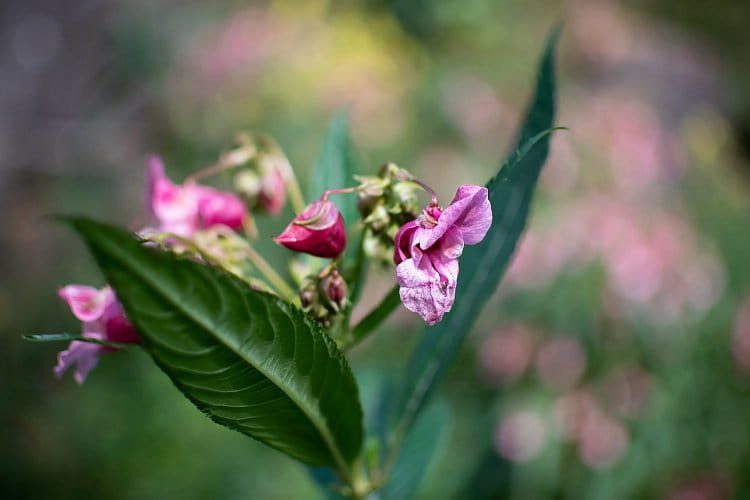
[
  {"x1": 273, "y1": 200, "x2": 346, "y2": 258},
  {"x1": 320, "y1": 270, "x2": 347, "y2": 311},
  {"x1": 258, "y1": 156, "x2": 287, "y2": 215}
]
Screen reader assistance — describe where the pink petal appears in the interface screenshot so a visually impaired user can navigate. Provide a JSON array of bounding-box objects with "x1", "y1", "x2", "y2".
[
  {"x1": 419, "y1": 185, "x2": 492, "y2": 249},
  {"x1": 396, "y1": 239, "x2": 460, "y2": 325},
  {"x1": 196, "y1": 186, "x2": 247, "y2": 230},
  {"x1": 104, "y1": 315, "x2": 140, "y2": 344},
  {"x1": 54, "y1": 333, "x2": 104, "y2": 384},
  {"x1": 58, "y1": 285, "x2": 107, "y2": 322},
  {"x1": 394, "y1": 220, "x2": 419, "y2": 264},
  {"x1": 146, "y1": 156, "x2": 200, "y2": 236}
]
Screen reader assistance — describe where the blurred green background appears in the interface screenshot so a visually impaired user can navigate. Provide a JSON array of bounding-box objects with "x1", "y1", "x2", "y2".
[{"x1": 3, "y1": 0, "x2": 750, "y2": 498}]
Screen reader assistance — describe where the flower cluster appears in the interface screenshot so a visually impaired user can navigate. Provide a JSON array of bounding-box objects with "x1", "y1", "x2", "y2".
[
  {"x1": 356, "y1": 163, "x2": 421, "y2": 264},
  {"x1": 49, "y1": 133, "x2": 493, "y2": 383}
]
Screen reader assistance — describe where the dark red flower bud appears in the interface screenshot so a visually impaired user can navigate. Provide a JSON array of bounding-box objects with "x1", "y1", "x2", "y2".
[
  {"x1": 320, "y1": 270, "x2": 347, "y2": 312},
  {"x1": 273, "y1": 200, "x2": 346, "y2": 258}
]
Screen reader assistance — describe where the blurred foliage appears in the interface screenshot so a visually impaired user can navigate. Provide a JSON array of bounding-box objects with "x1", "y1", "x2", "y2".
[{"x1": 3, "y1": 0, "x2": 750, "y2": 499}]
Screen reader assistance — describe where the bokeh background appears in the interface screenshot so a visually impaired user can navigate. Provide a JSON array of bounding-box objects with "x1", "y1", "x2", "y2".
[{"x1": 3, "y1": 0, "x2": 750, "y2": 498}]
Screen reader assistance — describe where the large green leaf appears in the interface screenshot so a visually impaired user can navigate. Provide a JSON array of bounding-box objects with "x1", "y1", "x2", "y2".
[
  {"x1": 67, "y1": 218, "x2": 363, "y2": 471},
  {"x1": 389, "y1": 27, "x2": 560, "y2": 441},
  {"x1": 309, "y1": 110, "x2": 360, "y2": 226}
]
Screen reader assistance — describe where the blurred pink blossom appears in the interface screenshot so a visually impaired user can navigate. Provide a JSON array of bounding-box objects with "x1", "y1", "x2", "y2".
[
  {"x1": 732, "y1": 299, "x2": 750, "y2": 373},
  {"x1": 597, "y1": 366, "x2": 652, "y2": 418},
  {"x1": 495, "y1": 409, "x2": 547, "y2": 462},
  {"x1": 478, "y1": 323, "x2": 536, "y2": 385},
  {"x1": 666, "y1": 475, "x2": 729, "y2": 500},
  {"x1": 505, "y1": 194, "x2": 724, "y2": 325},
  {"x1": 577, "y1": 410, "x2": 629, "y2": 469},
  {"x1": 534, "y1": 337, "x2": 587, "y2": 391}
]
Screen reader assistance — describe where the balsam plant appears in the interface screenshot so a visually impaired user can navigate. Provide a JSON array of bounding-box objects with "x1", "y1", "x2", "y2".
[{"x1": 26, "y1": 27, "x2": 560, "y2": 500}]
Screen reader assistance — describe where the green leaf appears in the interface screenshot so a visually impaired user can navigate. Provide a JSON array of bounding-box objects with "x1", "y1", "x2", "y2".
[
  {"x1": 381, "y1": 402, "x2": 449, "y2": 500},
  {"x1": 309, "y1": 110, "x2": 360, "y2": 226},
  {"x1": 390, "y1": 26, "x2": 560, "y2": 441},
  {"x1": 67, "y1": 217, "x2": 364, "y2": 471}
]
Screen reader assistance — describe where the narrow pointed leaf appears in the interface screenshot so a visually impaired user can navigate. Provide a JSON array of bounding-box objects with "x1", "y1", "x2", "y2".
[
  {"x1": 310, "y1": 110, "x2": 360, "y2": 226},
  {"x1": 381, "y1": 402, "x2": 449, "y2": 500},
  {"x1": 390, "y1": 26, "x2": 560, "y2": 439},
  {"x1": 67, "y1": 217, "x2": 363, "y2": 469}
]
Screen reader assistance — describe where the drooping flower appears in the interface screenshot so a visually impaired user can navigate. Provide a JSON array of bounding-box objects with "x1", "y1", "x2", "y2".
[
  {"x1": 394, "y1": 184, "x2": 492, "y2": 325},
  {"x1": 147, "y1": 155, "x2": 247, "y2": 237},
  {"x1": 55, "y1": 285, "x2": 139, "y2": 384},
  {"x1": 273, "y1": 199, "x2": 346, "y2": 258}
]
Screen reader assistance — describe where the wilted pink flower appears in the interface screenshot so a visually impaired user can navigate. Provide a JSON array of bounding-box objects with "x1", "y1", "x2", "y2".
[
  {"x1": 394, "y1": 185, "x2": 491, "y2": 325},
  {"x1": 55, "y1": 285, "x2": 139, "y2": 384},
  {"x1": 147, "y1": 155, "x2": 247, "y2": 236},
  {"x1": 273, "y1": 199, "x2": 346, "y2": 258}
]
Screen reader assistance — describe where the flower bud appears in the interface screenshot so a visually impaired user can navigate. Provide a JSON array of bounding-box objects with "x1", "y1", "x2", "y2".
[
  {"x1": 273, "y1": 200, "x2": 346, "y2": 258},
  {"x1": 258, "y1": 154, "x2": 287, "y2": 215},
  {"x1": 234, "y1": 170, "x2": 261, "y2": 199},
  {"x1": 356, "y1": 175, "x2": 385, "y2": 216},
  {"x1": 320, "y1": 270, "x2": 347, "y2": 312},
  {"x1": 363, "y1": 204, "x2": 390, "y2": 233},
  {"x1": 299, "y1": 277, "x2": 319, "y2": 310}
]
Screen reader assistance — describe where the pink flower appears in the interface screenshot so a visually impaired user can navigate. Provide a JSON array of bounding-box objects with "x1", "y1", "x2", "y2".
[
  {"x1": 394, "y1": 185, "x2": 491, "y2": 325},
  {"x1": 196, "y1": 186, "x2": 247, "y2": 229},
  {"x1": 55, "y1": 285, "x2": 139, "y2": 384},
  {"x1": 273, "y1": 199, "x2": 346, "y2": 258},
  {"x1": 147, "y1": 155, "x2": 247, "y2": 236}
]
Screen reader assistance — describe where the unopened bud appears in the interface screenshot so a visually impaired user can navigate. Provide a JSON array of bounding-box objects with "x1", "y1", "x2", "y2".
[
  {"x1": 299, "y1": 277, "x2": 319, "y2": 310},
  {"x1": 234, "y1": 170, "x2": 262, "y2": 199},
  {"x1": 320, "y1": 270, "x2": 347, "y2": 312},
  {"x1": 392, "y1": 181, "x2": 420, "y2": 215},
  {"x1": 364, "y1": 204, "x2": 390, "y2": 233},
  {"x1": 274, "y1": 200, "x2": 346, "y2": 258},
  {"x1": 356, "y1": 175, "x2": 385, "y2": 216}
]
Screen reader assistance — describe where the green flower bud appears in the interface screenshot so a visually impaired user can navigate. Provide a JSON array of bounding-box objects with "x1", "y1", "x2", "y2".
[
  {"x1": 363, "y1": 203, "x2": 390, "y2": 233},
  {"x1": 234, "y1": 170, "x2": 262, "y2": 199}
]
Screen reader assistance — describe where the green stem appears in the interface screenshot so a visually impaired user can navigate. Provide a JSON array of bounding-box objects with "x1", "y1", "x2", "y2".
[
  {"x1": 343, "y1": 286, "x2": 401, "y2": 351},
  {"x1": 242, "y1": 244, "x2": 297, "y2": 302}
]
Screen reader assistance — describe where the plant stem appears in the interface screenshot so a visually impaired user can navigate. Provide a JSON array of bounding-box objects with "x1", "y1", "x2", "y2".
[
  {"x1": 241, "y1": 244, "x2": 297, "y2": 302},
  {"x1": 343, "y1": 286, "x2": 401, "y2": 351}
]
